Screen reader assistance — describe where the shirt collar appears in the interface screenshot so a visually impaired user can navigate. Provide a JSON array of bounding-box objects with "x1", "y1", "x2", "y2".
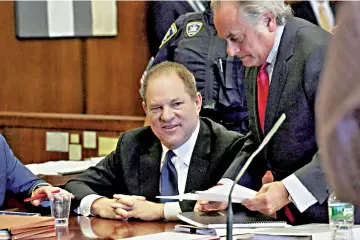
[
  {"x1": 266, "y1": 25, "x2": 285, "y2": 66},
  {"x1": 161, "y1": 119, "x2": 200, "y2": 167}
]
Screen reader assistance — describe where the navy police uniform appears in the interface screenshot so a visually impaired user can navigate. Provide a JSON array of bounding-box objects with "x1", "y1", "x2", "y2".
[
  {"x1": 153, "y1": 9, "x2": 249, "y2": 134},
  {"x1": 147, "y1": 1, "x2": 205, "y2": 57}
]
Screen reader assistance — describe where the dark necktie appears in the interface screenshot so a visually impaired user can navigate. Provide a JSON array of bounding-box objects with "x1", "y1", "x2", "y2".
[
  {"x1": 257, "y1": 63, "x2": 270, "y2": 133},
  {"x1": 160, "y1": 150, "x2": 179, "y2": 202}
]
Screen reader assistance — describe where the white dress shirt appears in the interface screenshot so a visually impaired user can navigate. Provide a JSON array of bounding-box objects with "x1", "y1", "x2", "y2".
[
  {"x1": 309, "y1": 0, "x2": 335, "y2": 29},
  {"x1": 77, "y1": 120, "x2": 200, "y2": 220},
  {"x1": 218, "y1": 24, "x2": 317, "y2": 213}
]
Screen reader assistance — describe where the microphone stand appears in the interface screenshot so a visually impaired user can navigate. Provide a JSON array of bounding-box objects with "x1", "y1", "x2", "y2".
[{"x1": 226, "y1": 113, "x2": 286, "y2": 240}]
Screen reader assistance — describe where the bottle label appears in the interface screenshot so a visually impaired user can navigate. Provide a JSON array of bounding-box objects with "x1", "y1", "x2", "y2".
[{"x1": 329, "y1": 203, "x2": 354, "y2": 220}]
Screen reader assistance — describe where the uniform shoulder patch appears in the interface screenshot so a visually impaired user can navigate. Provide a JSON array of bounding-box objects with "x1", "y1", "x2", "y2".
[
  {"x1": 159, "y1": 23, "x2": 177, "y2": 49},
  {"x1": 186, "y1": 21, "x2": 203, "y2": 37}
]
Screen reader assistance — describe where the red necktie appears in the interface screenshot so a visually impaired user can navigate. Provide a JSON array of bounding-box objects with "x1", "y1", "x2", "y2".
[{"x1": 257, "y1": 63, "x2": 270, "y2": 133}]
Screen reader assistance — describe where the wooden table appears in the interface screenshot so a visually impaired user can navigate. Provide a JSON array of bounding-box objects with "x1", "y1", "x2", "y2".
[
  {"x1": 55, "y1": 216, "x2": 178, "y2": 239},
  {"x1": 39, "y1": 174, "x2": 81, "y2": 187}
]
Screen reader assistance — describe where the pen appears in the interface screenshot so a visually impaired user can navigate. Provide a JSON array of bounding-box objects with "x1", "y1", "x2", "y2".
[{"x1": 23, "y1": 189, "x2": 60, "y2": 202}]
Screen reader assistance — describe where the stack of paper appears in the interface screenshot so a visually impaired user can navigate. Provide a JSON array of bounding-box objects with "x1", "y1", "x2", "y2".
[
  {"x1": 122, "y1": 232, "x2": 217, "y2": 240},
  {"x1": 157, "y1": 182, "x2": 256, "y2": 203},
  {"x1": 253, "y1": 224, "x2": 360, "y2": 240},
  {"x1": 0, "y1": 215, "x2": 55, "y2": 239},
  {"x1": 26, "y1": 158, "x2": 103, "y2": 175}
]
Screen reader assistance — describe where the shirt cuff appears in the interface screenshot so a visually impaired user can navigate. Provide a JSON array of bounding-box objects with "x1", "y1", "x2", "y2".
[
  {"x1": 282, "y1": 174, "x2": 317, "y2": 213},
  {"x1": 218, "y1": 178, "x2": 234, "y2": 185},
  {"x1": 75, "y1": 194, "x2": 104, "y2": 216},
  {"x1": 163, "y1": 202, "x2": 182, "y2": 221},
  {"x1": 30, "y1": 183, "x2": 51, "y2": 194}
]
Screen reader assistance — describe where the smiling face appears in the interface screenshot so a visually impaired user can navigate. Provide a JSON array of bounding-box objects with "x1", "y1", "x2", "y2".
[
  {"x1": 143, "y1": 71, "x2": 202, "y2": 150},
  {"x1": 213, "y1": 1, "x2": 277, "y2": 67}
]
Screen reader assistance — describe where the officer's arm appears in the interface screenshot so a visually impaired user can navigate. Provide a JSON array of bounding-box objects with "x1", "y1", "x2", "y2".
[{"x1": 152, "y1": 15, "x2": 187, "y2": 65}]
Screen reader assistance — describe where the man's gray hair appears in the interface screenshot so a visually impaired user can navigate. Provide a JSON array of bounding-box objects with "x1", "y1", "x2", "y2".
[{"x1": 211, "y1": 0, "x2": 293, "y2": 26}]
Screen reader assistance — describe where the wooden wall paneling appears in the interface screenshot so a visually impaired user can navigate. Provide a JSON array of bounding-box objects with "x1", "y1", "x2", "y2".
[
  {"x1": 0, "y1": 112, "x2": 145, "y2": 164},
  {"x1": 86, "y1": 1, "x2": 150, "y2": 116},
  {"x1": 0, "y1": 2, "x2": 83, "y2": 113},
  {"x1": 2, "y1": 128, "x2": 122, "y2": 164}
]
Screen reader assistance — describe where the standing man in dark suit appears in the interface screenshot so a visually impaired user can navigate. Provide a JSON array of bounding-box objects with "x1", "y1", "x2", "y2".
[
  {"x1": 0, "y1": 134, "x2": 73, "y2": 209},
  {"x1": 65, "y1": 62, "x2": 245, "y2": 221},
  {"x1": 197, "y1": 0, "x2": 334, "y2": 224}
]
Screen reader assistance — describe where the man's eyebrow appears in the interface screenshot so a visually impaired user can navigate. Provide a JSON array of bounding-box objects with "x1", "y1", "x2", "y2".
[{"x1": 170, "y1": 98, "x2": 181, "y2": 103}]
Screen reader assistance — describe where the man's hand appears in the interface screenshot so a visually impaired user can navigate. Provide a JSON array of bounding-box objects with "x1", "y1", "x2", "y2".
[
  {"x1": 194, "y1": 200, "x2": 228, "y2": 212},
  {"x1": 111, "y1": 194, "x2": 146, "y2": 219},
  {"x1": 126, "y1": 200, "x2": 165, "y2": 221},
  {"x1": 31, "y1": 186, "x2": 74, "y2": 206},
  {"x1": 242, "y1": 181, "x2": 291, "y2": 216},
  {"x1": 91, "y1": 197, "x2": 124, "y2": 220}
]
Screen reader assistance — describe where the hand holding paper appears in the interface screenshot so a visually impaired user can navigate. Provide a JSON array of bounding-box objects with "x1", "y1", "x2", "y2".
[{"x1": 156, "y1": 182, "x2": 256, "y2": 203}]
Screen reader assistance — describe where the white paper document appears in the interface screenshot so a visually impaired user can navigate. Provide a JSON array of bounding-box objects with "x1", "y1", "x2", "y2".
[
  {"x1": 156, "y1": 183, "x2": 256, "y2": 203},
  {"x1": 122, "y1": 232, "x2": 212, "y2": 240},
  {"x1": 253, "y1": 224, "x2": 360, "y2": 240},
  {"x1": 26, "y1": 158, "x2": 103, "y2": 175}
]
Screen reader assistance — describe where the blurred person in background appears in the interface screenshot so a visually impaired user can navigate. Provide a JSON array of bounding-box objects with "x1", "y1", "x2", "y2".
[{"x1": 316, "y1": 1, "x2": 360, "y2": 206}]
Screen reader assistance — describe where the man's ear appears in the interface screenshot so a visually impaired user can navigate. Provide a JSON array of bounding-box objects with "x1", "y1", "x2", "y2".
[
  {"x1": 262, "y1": 13, "x2": 276, "y2": 32},
  {"x1": 195, "y1": 92, "x2": 202, "y2": 113},
  {"x1": 142, "y1": 102, "x2": 147, "y2": 114}
]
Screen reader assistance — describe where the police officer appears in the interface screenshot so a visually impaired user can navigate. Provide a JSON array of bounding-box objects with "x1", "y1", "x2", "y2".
[
  {"x1": 147, "y1": 1, "x2": 206, "y2": 57},
  {"x1": 152, "y1": 6, "x2": 249, "y2": 134}
]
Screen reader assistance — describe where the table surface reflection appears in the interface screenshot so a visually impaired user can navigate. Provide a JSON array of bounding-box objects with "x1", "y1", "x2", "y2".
[{"x1": 55, "y1": 216, "x2": 178, "y2": 239}]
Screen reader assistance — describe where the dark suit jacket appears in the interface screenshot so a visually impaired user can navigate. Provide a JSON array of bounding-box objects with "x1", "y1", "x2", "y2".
[
  {"x1": 291, "y1": 1, "x2": 337, "y2": 26},
  {"x1": 0, "y1": 135, "x2": 45, "y2": 209},
  {"x1": 223, "y1": 17, "x2": 333, "y2": 224},
  {"x1": 65, "y1": 118, "x2": 245, "y2": 212}
]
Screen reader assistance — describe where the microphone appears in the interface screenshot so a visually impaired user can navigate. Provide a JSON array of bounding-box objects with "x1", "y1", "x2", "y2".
[{"x1": 226, "y1": 113, "x2": 286, "y2": 240}]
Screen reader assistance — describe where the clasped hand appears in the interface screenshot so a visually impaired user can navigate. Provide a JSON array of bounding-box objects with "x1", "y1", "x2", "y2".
[{"x1": 92, "y1": 194, "x2": 164, "y2": 221}]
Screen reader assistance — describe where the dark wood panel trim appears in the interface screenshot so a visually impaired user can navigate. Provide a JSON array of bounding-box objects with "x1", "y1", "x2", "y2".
[{"x1": 0, "y1": 112, "x2": 145, "y2": 131}]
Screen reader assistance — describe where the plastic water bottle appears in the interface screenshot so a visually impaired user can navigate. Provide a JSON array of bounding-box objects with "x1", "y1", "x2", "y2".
[{"x1": 328, "y1": 192, "x2": 354, "y2": 230}]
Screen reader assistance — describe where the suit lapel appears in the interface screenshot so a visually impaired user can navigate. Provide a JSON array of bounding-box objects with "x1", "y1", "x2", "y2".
[
  {"x1": 184, "y1": 120, "x2": 211, "y2": 193},
  {"x1": 246, "y1": 67, "x2": 263, "y2": 143},
  {"x1": 264, "y1": 19, "x2": 296, "y2": 133},
  {"x1": 138, "y1": 140, "x2": 162, "y2": 197}
]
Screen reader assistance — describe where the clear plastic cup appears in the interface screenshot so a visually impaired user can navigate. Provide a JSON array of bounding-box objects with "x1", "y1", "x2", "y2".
[{"x1": 50, "y1": 193, "x2": 71, "y2": 226}]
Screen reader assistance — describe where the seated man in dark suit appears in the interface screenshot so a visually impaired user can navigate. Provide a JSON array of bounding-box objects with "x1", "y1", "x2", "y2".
[
  {"x1": 0, "y1": 134, "x2": 73, "y2": 209},
  {"x1": 65, "y1": 61, "x2": 245, "y2": 221}
]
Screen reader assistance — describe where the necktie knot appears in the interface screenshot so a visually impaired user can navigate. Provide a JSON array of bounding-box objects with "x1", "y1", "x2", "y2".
[
  {"x1": 258, "y1": 63, "x2": 270, "y2": 86},
  {"x1": 165, "y1": 150, "x2": 176, "y2": 163}
]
